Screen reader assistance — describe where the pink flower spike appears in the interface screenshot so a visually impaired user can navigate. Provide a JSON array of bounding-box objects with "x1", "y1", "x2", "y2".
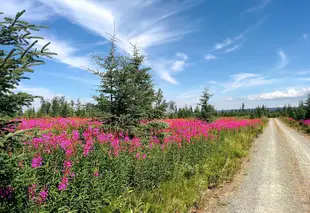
[
  {"x1": 94, "y1": 171, "x2": 99, "y2": 177},
  {"x1": 31, "y1": 155, "x2": 42, "y2": 168},
  {"x1": 39, "y1": 190, "x2": 48, "y2": 201},
  {"x1": 63, "y1": 160, "x2": 72, "y2": 169}
]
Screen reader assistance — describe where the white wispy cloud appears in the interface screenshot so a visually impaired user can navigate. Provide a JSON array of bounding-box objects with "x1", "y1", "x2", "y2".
[
  {"x1": 223, "y1": 44, "x2": 242, "y2": 53},
  {"x1": 274, "y1": 49, "x2": 288, "y2": 70},
  {"x1": 241, "y1": 0, "x2": 271, "y2": 16},
  {"x1": 214, "y1": 39, "x2": 233, "y2": 51},
  {"x1": 212, "y1": 17, "x2": 265, "y2": 54},
  {"x1": 232, "y1": 73, "x2": 258, "y2": 81},
  {"x1": 205, "y1": 54, "x2": 217, "y2": 60},
  {"x1": 222, "y1": 73, "x2": 274, "y2": 92},
  {"x1": 36, "y1": 35, "x2": 93, "y2": 69},
  {"x1": 171, "y1": 61, "x2": 186, "y2": 72},
  {"x1": 301, "y1": 33, "x2": 308, "y2": 43},
  {"x1": 248, "y1": 87, "x2": 310, "y2": 100},
  {"x1": 1, "y1": 0, "x2": 54, "y2": 21},
  {"x1": 159, "y1": 71, "x2": 178, "y2": 85},
  {"x1": 171, "y1": 52, "x2": 188, "y2": 72},
  {"x1": 176, "y1": 52, "x2": 188, "y2": 60},
  {"x1": 35, "y1": 0, "x2": 199, "y2": 83}
]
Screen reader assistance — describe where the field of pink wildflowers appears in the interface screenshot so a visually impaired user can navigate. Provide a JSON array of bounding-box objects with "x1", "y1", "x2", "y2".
[{"x1": 1, "y1": 117, "x2": 265, "y2": 212}]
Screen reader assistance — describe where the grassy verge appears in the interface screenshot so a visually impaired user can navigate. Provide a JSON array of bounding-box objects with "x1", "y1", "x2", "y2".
[
  {"x1": 280, "y1": 117, "x2": 310, "y2": 134},
  {"x1": 116, "y1": 123, "x2": 267, "y2": 212}
]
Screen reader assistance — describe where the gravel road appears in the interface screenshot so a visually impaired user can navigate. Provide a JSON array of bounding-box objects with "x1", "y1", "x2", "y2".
[{"x1": 211, "y1": 118, "x2": 310, "y2": 213}]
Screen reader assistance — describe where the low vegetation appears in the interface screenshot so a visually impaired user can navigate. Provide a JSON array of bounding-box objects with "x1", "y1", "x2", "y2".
[
  {"x1": 1, "y1": 117, "x2": 265, "y2": 212},
  {"x1": 280, "y1": 117, "x2": 310, "y2": 134}
]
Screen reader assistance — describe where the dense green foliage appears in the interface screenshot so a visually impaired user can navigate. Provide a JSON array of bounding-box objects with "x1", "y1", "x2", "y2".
[
  {"x1": 86, "y1": 36, "x2": 167, "y2": 130},
  {"x1": 0, "y1": 10, "x2": 55, "y2": 117}
]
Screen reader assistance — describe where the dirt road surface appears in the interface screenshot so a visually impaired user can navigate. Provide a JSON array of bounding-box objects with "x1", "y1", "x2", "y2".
[{"x1": 209, "y1": 118, "x2": 310, "y2": 213}]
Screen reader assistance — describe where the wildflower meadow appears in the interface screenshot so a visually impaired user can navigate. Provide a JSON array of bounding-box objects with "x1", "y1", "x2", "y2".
[{"x1": 1, "y1": 117, "x2": 265, "y2": 212}]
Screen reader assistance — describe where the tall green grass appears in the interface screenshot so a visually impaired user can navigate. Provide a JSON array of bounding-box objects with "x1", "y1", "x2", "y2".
[{"x1": 111, "y1": 125, "x2": 265, "y2": 212}]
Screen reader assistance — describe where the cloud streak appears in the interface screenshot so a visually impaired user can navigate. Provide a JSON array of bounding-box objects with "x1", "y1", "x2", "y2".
[
  {"x1": 223, "y1": 44, "x2": 242, "y2": 53},
  {"x1": 36, "y1": 35, "x2": 93, "y2": 69},
  {"x1": 248, "y1": 87, "x2": 310, "y2": 100},
  {"x1": 1, "y1": 0, "x2": 54, "y2": 21},
  {"x1": 222, "y1": 73, "x2": 274, "y2": 92},
  {"x1": 205, "y1": 54, "x2": 217, "y2": 60},
  {"x1": 211, "y1": 17, "x2": 265, "y2": 54},
  {"x1": 241, "y1": 0, "x2": 271, "y2": 17},
  {"x1": 274, "y1": 49, "x2": 288, "y2": 70}
]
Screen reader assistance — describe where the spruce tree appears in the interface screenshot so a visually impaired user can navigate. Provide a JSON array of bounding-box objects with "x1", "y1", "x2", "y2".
[
  {"x1": 152, "y1": 89, "x2": 168, "y2": 119},
  {"x1": 0, "y1": 10, "x2": 55, "y2": 117},
  {"x1": 51, "y1": 97, "x2": 60, "y2": 117},
  {"x1": 199, "y1": 88, "x2": 215, "y2": 122},
  {"x1": 87, "y1": 34, "x2": 156, "y2": 129}
]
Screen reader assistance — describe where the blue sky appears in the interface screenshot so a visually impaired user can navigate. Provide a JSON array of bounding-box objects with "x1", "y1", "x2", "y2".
[{"x1": 2, "y1": 0, "x2": 310, "y2": 109}]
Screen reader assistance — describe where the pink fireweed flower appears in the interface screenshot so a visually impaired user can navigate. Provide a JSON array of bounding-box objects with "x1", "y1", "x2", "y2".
[
  {"x1": 58, "y1": 177, "x2": 69, "y2": 191},
  {"x1": 39, "y1": 189, "x2": 48, "y2": 202},
  {"x1": 142, "y1": 154, "x2": 147, "y2": 159},
  {"x1": 63, "y1": 160, "x2": 72, "y2": 169},
  {"x1": 72, "y1": 130, "x2": 80, "y2": 141},
  {"x1": 31, "y1": 155, "x2": 42, "y2": 168},
  {"x1": 135, "y1": 152, "x2": 140, "y2": 159},
  {"x1": 83, "y1": 139, "x2": 93, "y2": 157},
  {"x1": 94, "y1": 170, "x2": 99, "y2": 177}
]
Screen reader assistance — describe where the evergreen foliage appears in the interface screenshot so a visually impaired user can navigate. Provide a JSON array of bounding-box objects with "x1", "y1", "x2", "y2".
[
  {"x1": 86, "y1": 34, "x2": 157, "y2": 130},
  {"x1": 199, "y1": 88, "x2": 215, "y2": 122},
  {"x1": 0, "y1": 10, "x2": 55, "y2": 117}
]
